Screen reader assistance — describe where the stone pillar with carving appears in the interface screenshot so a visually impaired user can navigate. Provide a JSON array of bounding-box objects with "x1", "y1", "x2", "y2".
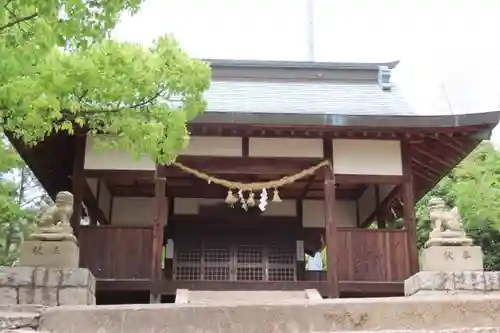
[
  {"x1": 404, "y1": 197, "x2": 500, "y2": 296},
  {"x1": 0, "y1": 191, "x2": 96, "y2": 306}
]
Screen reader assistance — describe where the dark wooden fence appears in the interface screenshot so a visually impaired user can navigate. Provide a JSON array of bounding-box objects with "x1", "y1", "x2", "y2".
[{"x1": 79, "y1": 226, "x2": 153, "y2": 279}]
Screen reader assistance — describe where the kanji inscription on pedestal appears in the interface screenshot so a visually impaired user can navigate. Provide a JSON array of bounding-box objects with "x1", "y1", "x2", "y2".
[{"x1": 422, "y1": 246, "x2": 483, "y2": 271}]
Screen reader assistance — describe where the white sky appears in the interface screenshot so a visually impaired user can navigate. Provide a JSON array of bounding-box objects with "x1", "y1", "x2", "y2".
[{"x1": 112, "y1": 0, "x2": 500, "y2": 141}]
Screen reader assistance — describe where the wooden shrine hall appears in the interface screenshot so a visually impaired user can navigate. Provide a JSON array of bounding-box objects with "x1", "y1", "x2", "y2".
[{"x1": 11, "y1": 59, "x2": 500, "y2": 303}]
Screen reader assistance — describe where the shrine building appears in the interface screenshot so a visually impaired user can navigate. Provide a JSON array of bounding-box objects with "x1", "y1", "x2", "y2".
[{"x1": 10, "y1": 59, "x2": 500, "y2": 303}]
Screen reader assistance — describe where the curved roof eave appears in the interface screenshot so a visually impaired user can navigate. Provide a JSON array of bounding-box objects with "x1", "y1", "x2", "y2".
[
  {"x1": 203, "y1": 59, "x2": 401, "y2": 71},
  {"x1": 192, "y1": 110, "x2": 500, "y2": 131}
]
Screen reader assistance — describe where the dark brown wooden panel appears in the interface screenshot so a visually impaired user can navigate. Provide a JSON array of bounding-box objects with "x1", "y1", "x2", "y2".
[
  {"x1": 79, "y1": 226, "x2": 154, "y2": 279},
  {"x1": 336, "y1": 228, "x2": 410, "y2": 282}
]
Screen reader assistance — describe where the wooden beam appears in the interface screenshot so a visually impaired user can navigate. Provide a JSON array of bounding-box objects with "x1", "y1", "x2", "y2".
[
  {"x1": 171, "y1": 156, "x2": 324, "y2": 175},
  {"x1": 375, "y1": 185, "x2": 386, "y2": 229},
  {"x1": 411, "y1": 167, "x2": 434, "y2": 183},
  {"x1": 95, "y1": 279, "x2": 403, "y2": 297},
  {"x1": 430, "y1": 134, "x2": 468, "y2": 155},
  {"x1": 71, "y1": 134, "x2": 86, "y2": 235},
  {"x1": 411, "y1": 159, "x2": 439, "y2": 180},
  {"x1": 355, "y1": 199, "x2": 360, "y2": 227},
  {"x1": 335, "y1": 174, "x2": 402, "y2": 184},
  {"x1": 84, "y1": 169, "x2": 154, "y2": 179},
  {"x1": 108, "y1": 184, "x2": 363, "y2": 201},
  {"x1": 188, "y1": 123, "x2": 490, "y2": 140},
  {"x1": 413, "y1": 145, "x2": 454, "y2": 169},
  {"x1": 401, "y1": 140, "x2": 419, "y2": 275}
]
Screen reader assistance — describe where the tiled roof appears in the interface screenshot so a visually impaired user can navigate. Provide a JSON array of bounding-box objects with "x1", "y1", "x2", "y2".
[
  {"x1": 191, "y1": 59, "x2": 500, "y2": 129},
  {"x1": 204, "y1": 80, "x2": 414, "y2": 116}
]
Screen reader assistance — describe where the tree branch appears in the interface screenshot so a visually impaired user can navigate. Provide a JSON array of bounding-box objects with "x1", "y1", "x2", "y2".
[
  {"x1": 64, "y1": 87, "x2": 166, "y2": 118},
  {"x1": 0, "y1": 13, "x2": 38, "y2": 33}
]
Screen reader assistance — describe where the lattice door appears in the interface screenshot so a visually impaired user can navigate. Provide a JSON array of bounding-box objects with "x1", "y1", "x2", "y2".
[
  {"x1": 173, "y1": 235, "x2": 296, "y2": 282},
  {"x1": 267, "y1": 241, "x2": 296, "y2": 281},
  {"x1": 234, "y1": 243, "x2": 265, "y2": 281},
  {"x1": 174, "y1": 238, "x2": 202, "y2": 280},
  {"x1": 203, "y1": 239, "x2": 231, "y2": 281}
]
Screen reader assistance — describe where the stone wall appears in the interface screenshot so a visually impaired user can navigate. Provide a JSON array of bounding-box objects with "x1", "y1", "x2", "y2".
[
  {"x1": 0, "y1": 308, "x2": 42, "y2": 331},
  {"x1": 0, "y1": 267, "x2": 95, "y2": 306},
  {"x1": 38, "y1": 295, "x2": 500, "y2": 333},
  {"x1": 3, "y1": 293, "x2": 500, "y2": 332},
  {"x1": 405, "y1": 271, "x2": 500, "y2": 296}
]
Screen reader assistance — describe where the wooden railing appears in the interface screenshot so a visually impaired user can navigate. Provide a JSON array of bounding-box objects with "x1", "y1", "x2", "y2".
[
  {"x1": 79, "y1": 226, "x2": 153, "y2": 279},
  {"x1": 79, "y1": 226, "x2": 409, "y2": 283},
  {"x1": 336, "y1": 228, "x2": 410, "y2": 282},
  {"x1": 303, "y1": 228, "x2": 410, "y2": 282}
]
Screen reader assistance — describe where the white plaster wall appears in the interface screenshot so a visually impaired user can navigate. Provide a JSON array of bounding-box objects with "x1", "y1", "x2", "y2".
[
  {"x1": 111, "y1": 197, "x2": 169, "y2": 226},
  {"x1": 180, "y1": 136, "x2": 242, "y2": 156},
  {"x1": 249, "y1": 138, "x2": 323, "y2": 158},
  {"x1": 332, "y1": 139, "x2": 402, "y2": 175},
  {"x1": 302, "y1": 200, "x2": 357, "y2": 228},
  {"x1": 173, "y1": 198, "x2": 297, "y2": 216},
  {"x1": 84, "y1": 136, "x2": 155, "y2": 170},
  {"x1": 85, "y1": 136, "x2": 326, "y2": 171}
]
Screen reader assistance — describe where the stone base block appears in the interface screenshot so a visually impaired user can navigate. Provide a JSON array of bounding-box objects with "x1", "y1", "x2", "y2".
[
  {"x1": 421, "y1": 246, "x2": 483, "y2": 271},
  {"x1": 405, "y1": 271, "x2": 500, "y2": 296},
  {"x1": 38, "y1": 295, "x2": 500, "y2": 333},
  {"x1": 18, "y1": 240, "x2": 79, "y2": 268},
  {"x1": 0, "y1": 267, "x2": 95, "y2": 306}
]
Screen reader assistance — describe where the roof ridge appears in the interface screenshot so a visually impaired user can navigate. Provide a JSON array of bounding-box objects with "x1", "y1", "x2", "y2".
[{"x1": 204, "y1": 59, "x2": 400, "y2": 70}]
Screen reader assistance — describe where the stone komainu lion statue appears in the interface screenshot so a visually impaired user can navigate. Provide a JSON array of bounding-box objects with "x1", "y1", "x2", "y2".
[
  {"x1": 428, "y1": 197, "x2": 463, "y2": 234},
  {"x1": 37, "y1": 191, "x2": 74, "y2": 229}
]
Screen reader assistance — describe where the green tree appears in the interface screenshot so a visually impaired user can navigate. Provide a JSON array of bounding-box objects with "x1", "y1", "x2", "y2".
[
  {"x1": 0, "y1": 141, "x2": 42, "y2": 265},
  {"x1": 416, "y1": 141, "x2": 500, "y2": 270},
  {"x1": 1, "y1": 0, "x2": 211, "y2": 164}
]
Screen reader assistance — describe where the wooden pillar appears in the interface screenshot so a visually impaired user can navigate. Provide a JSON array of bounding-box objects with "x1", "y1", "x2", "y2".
[
  {"x1": 70, "y1": 133, "x2": 86, "y2": 236},
  {"x1": 323, "y1": 138, "x2": 339, "y2": 298},
  {"x1": 401, "y1": 140, "x2": 419, "y2": 275},
  {"x1": 375, "y1": 185, "x2": 386, "y2": 229},
  {"x1": 150, "y1": 164, "x2": 167, "y2": 303},
  {"x1": 323, "y1": 166, "x2": 339, "y2": 298}
]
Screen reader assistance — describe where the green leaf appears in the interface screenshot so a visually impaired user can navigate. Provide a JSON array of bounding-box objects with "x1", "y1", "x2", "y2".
[{"x1": 0, "y1": 0, "x2": 211, "y2": 164}]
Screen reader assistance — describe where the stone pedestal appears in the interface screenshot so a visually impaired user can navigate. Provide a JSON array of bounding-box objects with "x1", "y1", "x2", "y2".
[
  {"x1": 18, "y1": 240, "x2": 79, "y2": 268},
  {"x1": 405, "y1": 245, "x2": 487, "y2": 296},
  {"x1": 405, "y1": 271, "x2": 500, "y2": 296},
  {"x1": 421, "y1": 246, "x2": 483, "y2": 271},
  {"x1": 0, "y1": 267, "x2": 95, "y2": 306}
]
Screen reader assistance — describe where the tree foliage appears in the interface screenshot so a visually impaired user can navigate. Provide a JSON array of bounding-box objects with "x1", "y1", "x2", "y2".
[
  {"x1": 1, "y1": 0, "x2": 211, "y2": 164},
  {"x1": 416, "y1": 141, "x2": 500, "y2": 270},
  {"x1": 0, "y1": 140, "x2": 48, "y2": 266}
]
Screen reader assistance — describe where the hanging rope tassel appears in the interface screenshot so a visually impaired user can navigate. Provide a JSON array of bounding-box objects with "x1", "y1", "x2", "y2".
[
  {"x1": 225, "y1": 189, "x2": 238, "y2": 206},
  {"x1": 272, "y1": 188, "x2": 282, "y2": 202},
  {"x1": 247, "y1": 192, "x2": 256, "y2": 207}
]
